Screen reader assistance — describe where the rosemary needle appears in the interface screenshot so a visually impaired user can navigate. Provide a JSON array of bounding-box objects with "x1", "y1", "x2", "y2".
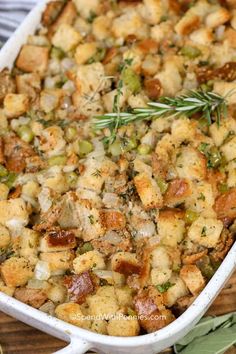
[{"x1": 94, "y1": 90, "x2": 228, "y2": 141}]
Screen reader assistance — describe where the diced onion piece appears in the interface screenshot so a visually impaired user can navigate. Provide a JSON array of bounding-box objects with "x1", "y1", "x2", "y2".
[{"x1": 34, "y1": 260, "x2": 51, "y2": 280}]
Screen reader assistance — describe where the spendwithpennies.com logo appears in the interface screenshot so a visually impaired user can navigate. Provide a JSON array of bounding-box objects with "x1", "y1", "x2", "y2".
[{"x1": 73, "y1": 313, "x2": 167, "y2": 321}]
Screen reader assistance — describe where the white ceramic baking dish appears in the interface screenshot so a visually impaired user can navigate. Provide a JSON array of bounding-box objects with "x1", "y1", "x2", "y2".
[{"x1": 0, "y1": 1, "x2": 235, "y2": 353}]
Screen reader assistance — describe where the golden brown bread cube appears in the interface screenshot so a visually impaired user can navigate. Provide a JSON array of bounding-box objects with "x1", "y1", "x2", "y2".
[
  {"x1": 1, "y1": 257, "x2": 33, "y2": 287},
  {"x1": 16, "y1": 45, "x2": 49, "y2": 75},
  {"x1": 180, "y1": 265, "x2": 205, "y2": 295},
  {"x1": 4, "y1": 93, "x2": 29, "y2": 118}
]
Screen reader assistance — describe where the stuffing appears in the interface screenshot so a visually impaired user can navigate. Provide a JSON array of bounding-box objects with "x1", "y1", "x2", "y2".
[
  {"x1": 19, "y1": 228, "x2": 39, "y2": 265},
  {"x1": 205, "y1": 8, "x2": 231, "y2": 28},
  {"x1": 72, "y1": 0, "x2": 99, "y2": 19},
  {"x1": 209, "y1": 118, "x2": 236, "y2": 146},
  {"x1": 134, "y1": 172, "x2": 163, "y2": 210},
  {"x1": 103, "y1": 87, "x2": 129, "y2": 112},
  {"x1": 39, "y1": 229, "x2": 76, "y2": 252},
  {"x1": 0, "y1": 279, "x2": 15, "y2": 296},
  {"x1": 213, "y1": 81, "x2": 236, "y2": 104},
  {"x1": 226, "y1": 160, "x2": 236, "y2": 187},
  {"x1": 76, "y1": 62, "x2": 110, "y2": 95},
  {"x1": 55, "y1": 302, "x2": 91, "y2": 329},
  {"x1": 73, "y1": 250, "x2": 105, "y2": 274},
  {"x1": 111, "y1": 252, "x2": 140, "y2": 276},
  {"x1": 0, "y1": 183, "x2": 9, "y2": 201},
  {"x1": 150, "y1": 246, "x2": 172, "y2": 269},
  {"x1": 16, "y1": 45, "x2": 49, "y2": 75},
  {"x1": 47, "y1": 284, "x2": 66, "y2": 304},
  {"x1": 0, "y1": 69, "x2": 16, "y2": 102},
  {"x1": 87, "y1": 286, "x2": 119, "y2": 317},
  {"x1": 100, "y1": 210, "x2": 126, "y2": 231},
  {"x1": 0, "y1": 224, "x2": 10, "y2": 249},
  {"x1": 1, "y1": 257, "x2": 33, "y2": 287},
  {"x1": 214, "y1": 187, "x2": 236, "y2": 220},
  {"x1": 92, "y1": 16, "x2": 112, "y2": 41},
  {"x1": 189, "y1": 28, "x2": 213, "y2": 45},
  {"x1": 175, "y1": 14, "x2": 200, "y2": 36},
  {"x1": 220, "y1": 136, "x2": 236, "y2": 161},
  {"x1": 75, "y1": 200, "x2": 106, "y2": 241},
  {"x1": 52, "y1": 24, "x2": 82, "y2": 52},
  {"x1": 151, "y1": 268, "x2": 172, "y2": 286},
  {"x1": 171, "y1": 118, "x2": 196, "y2": 145},
  {"x1": 115, "y1": 286, "x2": 133, "y2": 307},
  {"x1": 15, "y1": 73, "x2": 41, "y2": 100},
  {"x1": 163, "y1": 275, "x2": 188, "y2": 307},
  {"x1": 155, "y1": 60, "x2": 182, "y2": 97},
  {"x1": 185, "y1": 181, "x2": 215, "y2": 213},
  {"x1": 74, "y1": 42, "x2": 97, "y2": 65},
  {"x1": 38, "y1": 126, "x2": 66, "y2": 157},
  {"x1": 141, "y1": 0, "x2": 166, "y2": 25},
  {"x1": 49, "y1": 1, "x2": 77, "y2": 33},
  {"x1": 40, "y1": 251, "x2": 74, "y2": 272},
  {"x1": 0, "y1": 198, "x2": 28, "y2": 229},
  {"x1": 157, "y1": 209, "x2": 185, "y2": 247},
  {"x1": 107, "y1": 317, "x2": 140, "y2": 337},
  {"x1": 164, "y1": 178, "x2": 192, "y2": 207},
  {"x1": 4, "y1": 94, "x2": 29, "y2": 118},
  {"x1": 112, "y1": 9, "x2": 147, "y2": 40},
  {"x1": 175, "y1": 146, "x2": 207, "y2": 181},
  {"x1": 14, "y1": 288, "x2": 47, "y2": 308},
  {"x1": 40, "y1": 89, "x2": 63, "y2": 113},
  {"x1": 188, "y1": 216, "x2": 223, "y2": 248},
  {"x1": 180, "y1": 265, "x2": 205, "y2": 295},
  {"x1": 91, "y1": 320, "x2": 108, "y2": 334},
  {"x1": 72, "y1": 91, "x2": 104, "y2": 117}
]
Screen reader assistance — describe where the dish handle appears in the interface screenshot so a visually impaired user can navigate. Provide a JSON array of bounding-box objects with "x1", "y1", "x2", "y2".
[{"x1": 53, "y1": 338, "x2": 92, "y2": 354}]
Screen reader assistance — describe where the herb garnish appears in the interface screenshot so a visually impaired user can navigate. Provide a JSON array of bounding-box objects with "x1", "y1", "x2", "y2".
[
  {"x1": 156, "y1": 281, "x2": 174, "y2": 293},
  {"x1": 94, "y1": 90, "x2": 228, "y2": 144}
]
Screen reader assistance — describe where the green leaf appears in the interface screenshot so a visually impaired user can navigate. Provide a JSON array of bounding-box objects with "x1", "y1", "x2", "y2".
[
  {"x1": 176, "y1": 314, "x2": 235, "y2": 347},
  {"x1": 179, "y1": 324, "x2": 236, "y2": 354}
]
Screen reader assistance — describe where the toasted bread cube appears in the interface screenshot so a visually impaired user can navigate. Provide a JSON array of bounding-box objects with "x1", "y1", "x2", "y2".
[
  {"x1": 214, "y1": 81, "x2": 236, "y2": 104},
  {"x1": 189, "y1": 28, "x2": 213, "y2": 45},
  {"x1": 100, "y1": 210, "x2": 126, "y2": 231},
  {"x1": 225, "y1": 28, "x2": 236, "y2": 48},
  {"x1": 0, "y1": 224, "x2": 10, "y2": 249},
  {"x1": 175, "y1": 14, "x2": 200, "y2": 36},
  {"x1": 47, "y1": 284, "x2": 66, "y2": 303},
  {"x1": 40, "y1": 251, "x2": 74, "y2": 272},
  {"x1": 142, "y1": 0, "x2": 165, "y2": 25},
  {"x1": 76, "y1": 200, "x2": 106, "y2": 241},
  {"x1": 49, "y1": 1, "x2": 77, "y2": 33},
  {"x1": 188, "y1": 216, "x2": 223, "y2": 248},
  {"x1": 4, "y1": 93, "x2": 29, "y2": 118},
  {"x1": 19, "y1": 228, "x2": 39, "y2": 265},
  {"x1": 176, "y1": 146, "x2": 207, "y2": 181},
  {"x1": 0, "y1": 278, "x2": 15, "y2": 296},
  {"x1": 111, "y1": 252, "x2": 140, "y2": 276},
  {"x1": 52, "y1": 24, "x2": 82, "y2": 52},
  {"x1": 0, "y1": 183, "x2": 8, "y2": 201},
  {"x1": 73, "y1": 0, "x2": 99, "y2": 19},
  {"x1": 163, "y1": 275, "x2": 188, "y2": 307},
  {"x1": 209, "y1": 119, "x2": 232, "y2": 147},
  {"x1": 221, "y1": 136, "x2": 236, "y2": 161},
  {"x1": 40, "y1": 89, "x2": 63, "y2": 113},
  {"x1": 76, "y1": 62, "x2": 110, "y2": 95},
  {"x1": 91, "y1": 319, "x2": 108, "y2": 334},
  {"x1": 180, "y1": 265, "x2": 205, "y2": 295},
  {"x1": 73, "y1": 250, "x2": 105, "y2": 274},
  {"x1": 74, "y1": 42, "x2": 97, "y2": 65},
  {"x1": 16, "y1": 45, "x2": 49, "y2": 74},
  {"x1": 1, "y1": 257, "x2": 33, "y2": 287},
  {"x1": 16, "y1": 73, "x2": 41, "y2": 99},
  {"x1": 107, "y1": 317, "x2": 140, "y2": 337},
  {"x1": 115, "y1": 286, "x2": 133, "y2": 307},
  {"x1": 55, "y1": 302, "x2": 91, "y2": 328},
  {"x1": 227, "y1": 160, "x2": 236, "y2": 187},
  {"x1": 134, "y1": 172, "x2": 163, "y2": 210},
  {"x1": 0, "y1": 198, "x2": 28, "y2": 228},
  {"x1": 14, "y1": 288, "x2": 47, "y2": 308},
  {"x1": 92, "y1": 16, "x2": 112, "y2": 41},
  {"x1": 164, "y1": 178, "x2": 192, "y2": 207},
  {"x1": 87, "y1": 292, "x2": 119, "y2": 317},
  {"x1": 157, "y1": 209, "x2": 185, "y2": 247},
  {"x1": 150, "y1": 246, "x2": 172, "y2": 269},
  {"x1": 112, "y1": 9, "x2": 147, "y2": 40},
  {"x1": 205, "y1": 8, "x2": 231, "y2": 28},
  {"x1": 185, "y1": 181, "x2": 214, "y2": 213},
  {"x1": 151, "y1": 268, "x2": 172, "y2": 286}
]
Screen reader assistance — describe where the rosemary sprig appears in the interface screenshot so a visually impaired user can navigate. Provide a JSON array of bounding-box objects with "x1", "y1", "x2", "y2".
[{"x1": 94, "y1": 90, "x2": 228, "y2": 141}]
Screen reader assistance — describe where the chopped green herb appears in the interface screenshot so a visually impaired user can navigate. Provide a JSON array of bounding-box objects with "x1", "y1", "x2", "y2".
[
  {"x1": 156, "y1": 281, "x2": 174, "y2": 293},
  {"x1": 201, "y1": 226, "x2": 207, "y2": 237}
]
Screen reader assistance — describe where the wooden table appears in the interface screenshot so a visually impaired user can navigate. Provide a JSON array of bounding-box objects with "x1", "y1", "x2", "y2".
[{"x1": 0, "y1": 272, "x2": 236, "y2": 354}]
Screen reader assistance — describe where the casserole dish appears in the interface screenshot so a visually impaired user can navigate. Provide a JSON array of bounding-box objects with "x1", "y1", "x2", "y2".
[{"x1": 0, "y1": 1, "x2": 235, "y2": 353}]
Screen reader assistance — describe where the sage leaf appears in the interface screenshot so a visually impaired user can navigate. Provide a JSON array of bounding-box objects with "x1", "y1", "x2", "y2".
[{"x1": 179, "y1": 324, "x2": 236, "y2": 354}]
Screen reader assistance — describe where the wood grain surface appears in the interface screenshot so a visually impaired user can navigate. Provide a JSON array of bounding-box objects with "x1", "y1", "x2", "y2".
[{"x1": 0, "y1": 272, "x2": 236, "y2": 354}]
